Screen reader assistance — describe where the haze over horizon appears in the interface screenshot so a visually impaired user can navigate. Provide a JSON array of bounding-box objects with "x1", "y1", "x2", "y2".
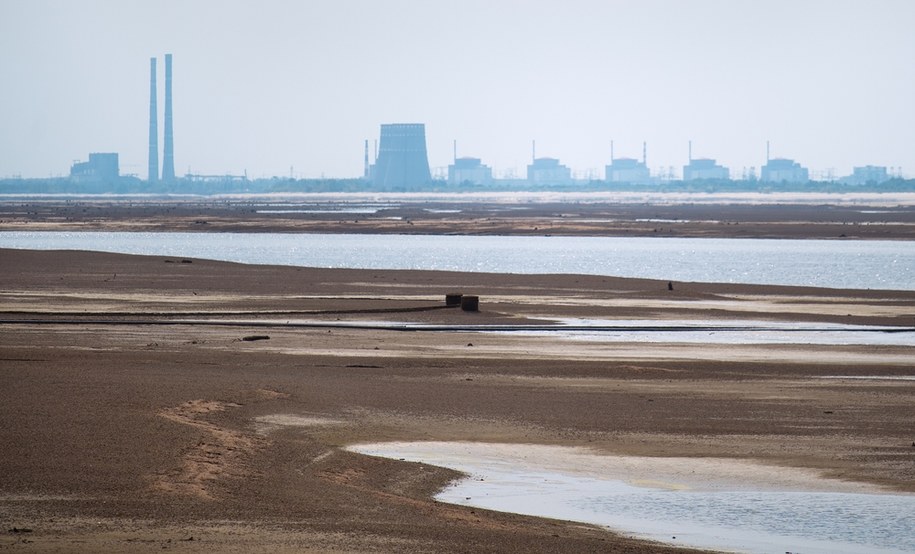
[{"x1": 2, "y1": 0, "x2": 914, "y2": 180}]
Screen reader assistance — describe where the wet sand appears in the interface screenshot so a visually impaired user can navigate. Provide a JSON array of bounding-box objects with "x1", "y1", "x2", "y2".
[{"x1": 1, "y1": 247, "x2": 914, "y2": 552}]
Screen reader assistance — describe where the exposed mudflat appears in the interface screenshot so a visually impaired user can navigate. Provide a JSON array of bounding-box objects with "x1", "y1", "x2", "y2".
[{"x1": 1, "y1": 246, "x2": 913, "y2": 552}]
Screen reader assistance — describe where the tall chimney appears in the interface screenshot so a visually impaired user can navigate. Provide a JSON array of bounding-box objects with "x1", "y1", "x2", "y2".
[
  {"x1": 363, "y1": 139, "x2": 370, "y2": 178},
  {"x1": 161, "y1": 54, "x2": 175, "y2": 182},
  {"x1": 148, "y1": 57, "x2": 158, "y2": 183}
]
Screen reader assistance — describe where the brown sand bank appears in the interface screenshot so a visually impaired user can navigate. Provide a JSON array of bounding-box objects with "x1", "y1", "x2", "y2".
[
  {"x1": 2, "y1": 198, "x2": 915, "y2": 238},
  {"x1": 1, "y1": 248, "x2": 914, "y2": 552}
]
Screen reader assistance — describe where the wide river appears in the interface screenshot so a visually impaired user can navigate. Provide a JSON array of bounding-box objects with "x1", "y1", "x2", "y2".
[{"x1": 1, "y1": 231, "x2": 913, "y2": 290}]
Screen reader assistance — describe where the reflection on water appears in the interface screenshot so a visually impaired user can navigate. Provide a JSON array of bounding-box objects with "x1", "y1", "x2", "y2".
[
  {"x1": 536, "y1": 318, "x2": 915, "y2": 346},
  {"x1": 351, "y1": 443, "x2": 915, "y2": 554},
  {"x1": 570, "y1": 486, "x2": 914, "y2": 554},
  {"x1": 1, "y1": 231, "x2": 913, "y2": 290}
]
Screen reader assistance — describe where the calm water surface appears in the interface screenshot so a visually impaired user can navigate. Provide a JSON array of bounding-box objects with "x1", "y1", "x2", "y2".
[
  {"x1": 353, "y1": 443, "x2": 915, "y2": 554},
  {"x1": 1, "y1": 231, "x2": 912, "y2": 290}
]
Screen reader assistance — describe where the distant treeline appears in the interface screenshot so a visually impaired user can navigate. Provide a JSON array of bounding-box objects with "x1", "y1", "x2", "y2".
[{"x1": 2, "y1": 176, "x2": 914, "y2": 195}]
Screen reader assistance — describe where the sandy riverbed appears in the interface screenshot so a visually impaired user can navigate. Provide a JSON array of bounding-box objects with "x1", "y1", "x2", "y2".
[{"x1": 1, "y1": 247, "x2": 914, "y2": 552}]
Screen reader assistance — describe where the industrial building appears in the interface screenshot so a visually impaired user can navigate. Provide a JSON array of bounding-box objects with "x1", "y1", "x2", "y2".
[
  {"x1": 148, "y1": 53, "x2": 176, "y2": 183},
  {"x1": 605, "y1": 142, "x2": 650, "y2": 184},
  {"x1": 70, "y1": 153, "x2": 119, "y2": 181},
  {"x1": 761, "y1": 158, "x2": 809, "y2": 184},
  {"x1": 606, "y1": 158, "x2": 651, "y2": 183},
  {"x1": 448, "y1": 157, "x2": 493, "y2": 186},
  {"x1": 843, "y1": 165, "x2": 889, "y2": 185},
  {"x1": 527, "y1": 158, "x2": 572, "y2": 185},
  {"x1": 683, "y1": 158, "x2": 729, "y2": 181},
  {"x1": 370, "y1": 123, "x2": 432, "y2": 189},
  {"x1": 759, "y1": 142, "x2": 809, "y2": 184},
  {"x1": 682, "y1": 142, "x2": 729, "y2": 181}
]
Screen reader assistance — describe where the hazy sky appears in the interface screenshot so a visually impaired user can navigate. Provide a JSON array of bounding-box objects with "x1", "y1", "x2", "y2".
[{"x1": 2, "y1": 0, "x2": 914, "y2": 180}]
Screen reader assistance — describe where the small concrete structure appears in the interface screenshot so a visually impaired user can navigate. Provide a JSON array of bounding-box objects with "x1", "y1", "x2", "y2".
[
  {"x1": 460, "y1": 295, "x2": 479, "y2": 312},
  {"x1": 445, "y1": 293, "x2": 463, "y2": 306}
]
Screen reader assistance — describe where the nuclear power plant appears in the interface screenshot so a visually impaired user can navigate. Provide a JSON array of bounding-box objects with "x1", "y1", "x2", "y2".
[
  {"x1": 125, "y1": 55, "x2": 896, "y2": 191},
  {"x1": 148, "y1": 54, "x2": 175, "y2": 183},
  {"x1": 2, "y1": 55, "x2": 906, "y2": 194}
]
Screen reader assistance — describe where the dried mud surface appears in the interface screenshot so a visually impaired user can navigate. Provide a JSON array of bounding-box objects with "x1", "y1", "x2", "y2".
[{"x1": 1, "y1": 247, "x2": 914, "y2": 553}]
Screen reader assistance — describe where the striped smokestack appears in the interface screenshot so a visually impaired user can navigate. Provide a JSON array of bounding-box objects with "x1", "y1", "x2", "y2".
[
  {"x1": 148, "y1": 57, "x2": 158, "y2": 183},
  {"x1": 161, "y1": 53, "x2": 175, "y2": 182}
]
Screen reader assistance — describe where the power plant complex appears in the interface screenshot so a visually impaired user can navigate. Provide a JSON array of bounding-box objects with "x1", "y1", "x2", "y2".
[{"x1": 56, "y1": 56, "x2": 903, "y2": 191}]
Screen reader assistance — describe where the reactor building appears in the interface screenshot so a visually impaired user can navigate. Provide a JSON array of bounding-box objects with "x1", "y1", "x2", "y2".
[
  {"x1": 370, "y1": 123, "x2": 432, "y2": 189},
  {"x1": 605, "y1": 142, "x2": 651, "y2": 184},
  {"x1": 527, "y1": 158, "x2": 572, "y2": 185},
  {"x1": 843, "y1": 165, "x2": 890, "y2": 185},
  {"x1": 760, "y1": 142, "x2": 809, "y2": 184},
  {"x1": 683, "y1": 142, "x2": 729, "y2": 181},
  {"x1": 683, "y1": 158, "x2": 729, "y2": 181},
  {"x1": 761, "y1": 158, "x2": 809, "y2": 184},
  {"x1": 449, "y1": 157, "x2": 493, "y2": 186}
]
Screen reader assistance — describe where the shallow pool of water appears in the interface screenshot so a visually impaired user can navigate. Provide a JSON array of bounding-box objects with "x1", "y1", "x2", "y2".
[
  {"x1": 349, "y1": 442, "x2": 915, "y2": 554},
  {"x1": 537, "y1": 318, "x2": 915, "y2": 346}
]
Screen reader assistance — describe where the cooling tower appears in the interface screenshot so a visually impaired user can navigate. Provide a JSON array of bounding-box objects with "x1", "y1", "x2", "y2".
[
  {"x1": 148, "y1": 57, "x2": 158, "y2": 183},
  {"x1": 372, "y1": 123, "x2": 431, "y2": 189},
  {"x1": 161, "y1": 54, "x2": 175, "y2": 182}
]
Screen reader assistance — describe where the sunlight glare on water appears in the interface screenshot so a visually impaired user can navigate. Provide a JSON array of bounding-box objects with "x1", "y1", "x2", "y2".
[{"x1": 2, "y1": 231, "x2": 913, "y2": 290}]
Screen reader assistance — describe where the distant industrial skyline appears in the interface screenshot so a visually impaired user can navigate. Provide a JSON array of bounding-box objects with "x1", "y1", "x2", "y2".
[{"x1": 1, "y1": 1, "x2": 914, "y2": 179}]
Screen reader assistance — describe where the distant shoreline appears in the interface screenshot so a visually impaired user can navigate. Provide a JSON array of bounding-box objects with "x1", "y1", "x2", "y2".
[
  {"x1": 2, "y1": 193, "x2": 914, "y2": 239},
  {"x1": 3, "y1": 190, "x2": 915, "y2": 204}
]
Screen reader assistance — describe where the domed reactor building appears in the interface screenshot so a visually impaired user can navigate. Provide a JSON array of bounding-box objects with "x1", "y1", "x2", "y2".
[{"x1": 370, "y1": 123, "x2": 431, "y2": 190}]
